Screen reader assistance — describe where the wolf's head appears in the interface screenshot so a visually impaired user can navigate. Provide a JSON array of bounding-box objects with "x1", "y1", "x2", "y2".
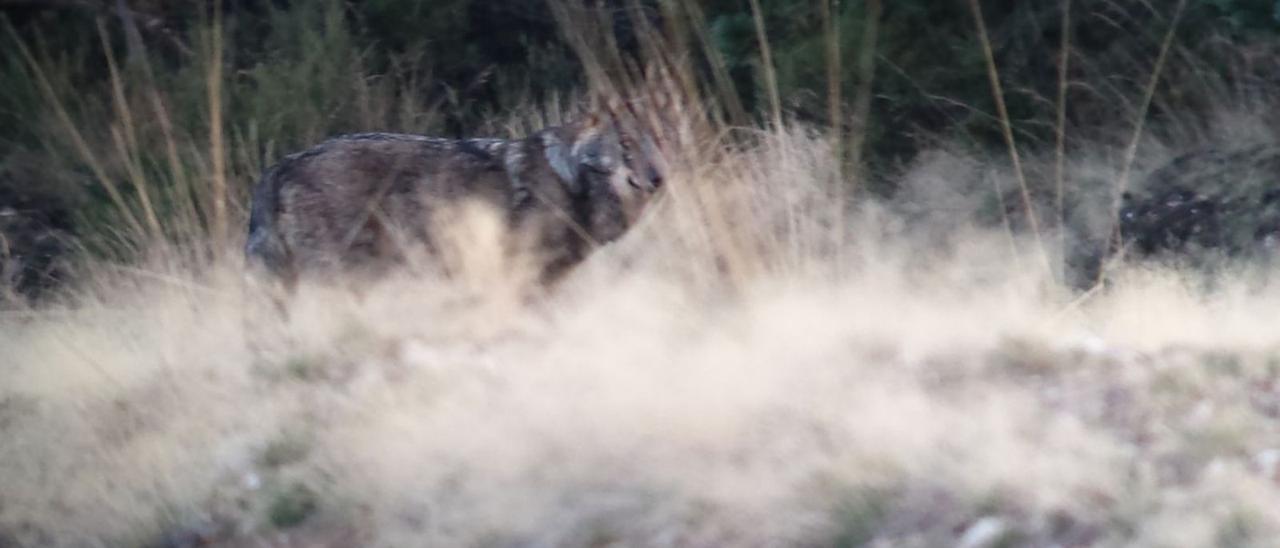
[{"x1": 555, "y1": 94, "x2": 675, "y2": 238}]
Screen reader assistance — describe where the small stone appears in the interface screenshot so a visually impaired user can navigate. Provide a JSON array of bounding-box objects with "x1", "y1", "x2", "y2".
[
  {"x1": 242, "y1": 471, "x2": 262, "y2": 491},
  {"x1": 957, "y1": 516, "x2": 1008, "y2": 548},
  {"x1": 1253, "y1": 449, "x2": 1280, "y2": 481}
]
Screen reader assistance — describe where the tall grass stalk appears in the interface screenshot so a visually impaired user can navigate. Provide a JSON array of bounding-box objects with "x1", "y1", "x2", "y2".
[
  {"x1": 547, "y1": 1, "x2": 617, "y2": 97},
  {"x1": 672, "y1": 0, "x2": 749, "y2": 128},
  {"x1": 1101, "y1": 0, "x2": 1188, "y2": 283},
  {"x1": 747, "y1": 0, "x2": 782, "y2": 130},
  {"x1": 206, "y1": 0, "x2": 229, "y2": 249},
  {"x1": 967, "y1": 0, "x2": 1050, "y2": 277},
  {"x1": 848, "y1": 0, "x2": 881, "y2": 192},
  {"x1": 1054, "y1": 0, "x2": 1071, "y2": 280},
  {"x1": 4, "y1": 21, "x2": 148, "y2": 243},
  {"x1": 820, "y1": 0, "x2": 842, "y2": 172},
  {"x1": 98, "y1": 20, "x2": 163, "y2": 243}
]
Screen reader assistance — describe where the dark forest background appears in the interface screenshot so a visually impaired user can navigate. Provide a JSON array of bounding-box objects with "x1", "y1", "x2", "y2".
[{"x1": 2, "y1": 0, "x2": 1279, "y2": 297}]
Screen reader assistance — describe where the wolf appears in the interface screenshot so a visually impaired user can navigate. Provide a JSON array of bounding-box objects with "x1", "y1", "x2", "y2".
[{"x1": 244, "y1": 99, "x2": 672, "y2": 290}]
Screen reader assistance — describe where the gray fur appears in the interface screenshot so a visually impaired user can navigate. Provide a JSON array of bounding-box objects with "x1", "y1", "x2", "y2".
[
  {"x1": 244, "y1": 119, "x2": 666, "y2": 288},
  {"x1": 540, "y1": 133, "x2": 578, "y2": 188}
]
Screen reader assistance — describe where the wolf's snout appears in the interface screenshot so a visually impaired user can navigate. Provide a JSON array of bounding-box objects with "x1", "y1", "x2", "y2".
[{"x1": 648, "y1": 167, "x2": 664, "y2": 190}]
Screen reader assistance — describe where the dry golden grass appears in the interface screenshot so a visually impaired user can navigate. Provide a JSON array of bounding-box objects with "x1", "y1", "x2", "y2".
[{"x1": 4, "y1": 125, "x2": 1280, "y2": 547}]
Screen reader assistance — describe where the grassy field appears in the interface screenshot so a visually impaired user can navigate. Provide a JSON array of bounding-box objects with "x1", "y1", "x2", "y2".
[
  {"x1": 5, "y1": 2, "x2": 1280, "y2": 546},
  {"x1": 4, "y1": 122, "x2": 1280, "y2": 546}
]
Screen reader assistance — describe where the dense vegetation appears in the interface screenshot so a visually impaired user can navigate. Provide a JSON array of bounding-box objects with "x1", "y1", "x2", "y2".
[{"x1": 1, "y1": 0, "x2": 1279, "y2": 296}]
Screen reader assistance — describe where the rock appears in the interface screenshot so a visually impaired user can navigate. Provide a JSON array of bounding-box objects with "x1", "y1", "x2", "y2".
[
  {"x1": 1118, "y1": 145, "x2": 1280, "y2": 262},
  {"x1": 0, "y1": 182, "x2": 72, "y2": 304}
]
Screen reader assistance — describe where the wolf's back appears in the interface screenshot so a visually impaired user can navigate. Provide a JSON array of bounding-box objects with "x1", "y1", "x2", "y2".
[{"x1": 243, "y1": 133, "x2": 521, "y2": 281}]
